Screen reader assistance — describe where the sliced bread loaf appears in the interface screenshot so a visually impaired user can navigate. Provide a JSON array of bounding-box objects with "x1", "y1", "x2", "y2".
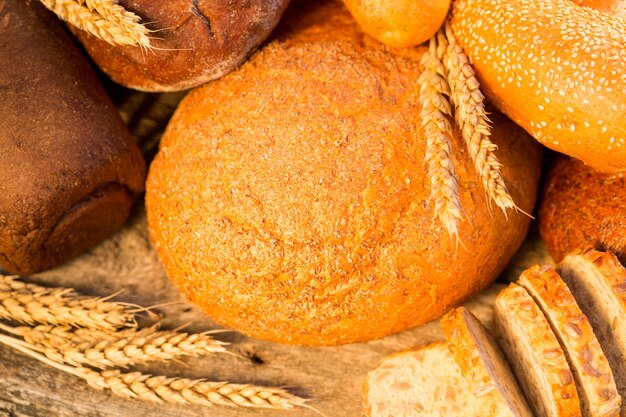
[
  {"x1": 494, "y1": 283, "x2": 581, "y2": 417},
  {"x1": 559, "y1": 249, "x2": 626, "y2": 416},
  {"x1": 442, "y1": 307, "x2": 533, "y2": 417},
  {"x1": 364, "y1": 342, "x2": 480, "y2": 416},
  {"x1": 518, "y1": 264, "x2": 620, "y2": 417},
  {"x1": 364, "y1": 342, "x2": 478, "y2": 417}
]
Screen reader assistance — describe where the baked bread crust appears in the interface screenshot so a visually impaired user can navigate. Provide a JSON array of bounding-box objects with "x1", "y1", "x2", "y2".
[
  {"x1": 0, "y1": 0, "x2": 146, "y2": 274},
  {"x1": 146, "y1": 0, "x2": 541, "y2": 345},
  {"x1": 74, "y1": 0, "x2": 290, "y2": 92},
  {"x1": 559, "y1": 248, "x2": 626, "y2": 416},
  {"x1": 519, "y1": 265, "x2": 620, "y2": 417},
  {"x1": 364, "y1": 342, "x2": 480, "y2": 417},
  {"x1": 451, "y1": 0, "x2": 626, "y2": 172},
  {"x1": 538, "y1": 156, "x2": 626, "y2": 264},
  {"x1": 442, "y1": 307, "x2": 533, "y2": 417},
  {"x1": 341, "y1": 0, "x2": 451, "y2": 47},
  {"x1": 494, "y1": 284, "x2": 582, "y2": 417}
]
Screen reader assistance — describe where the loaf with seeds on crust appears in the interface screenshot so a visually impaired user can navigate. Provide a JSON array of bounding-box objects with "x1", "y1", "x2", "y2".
[
  {"x1": 538, "y1": 156, "x2": 626, "y2": 264},
  {"x1": 518, "y1": 264, "x2": 620, "y2": 417},
  {"x1": 442, "y1": 307, "x2": 533, "y2": 417},
  {"x1": 559, "y1": 249, "x2": 626, "y2": 416},
  {"x1": 450, "y1": 0, "x2": 626, "y2": 172},
  {"x1": 494, "y1": 283, "x2": 581, "y2": 417}
]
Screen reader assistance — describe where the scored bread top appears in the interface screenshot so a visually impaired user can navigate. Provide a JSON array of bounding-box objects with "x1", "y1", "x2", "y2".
[
  {"x1": 518, "y1": 264, "x2": 620, "y2": 417},
  {"x1": 559, "y1": 248, "x2": 626, "y2": 416},
  {"x1": 442, "y1": 307, "x2": 533, "y2": 417},
  {"x1": 494, "y1": 283, "x2": 581, "y2": 417},
  {"x1": 364, "y1": 341, "x2": 482, "y2": 416}
]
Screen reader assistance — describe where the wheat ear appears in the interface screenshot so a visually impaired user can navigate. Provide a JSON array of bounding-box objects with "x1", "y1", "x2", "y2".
[
  {"x1": 0, "y1": 323, "x2": 228, "y2": 369},
  {"x1": 418, "y1": 37, "x2": 463, "y2": 238},
  {"x1": 0, "y1": 332, "x2": 309, "y2": 411},
  {"x1": 441, "y1": 21, "x2": 515, "y2": 213},
  {"x1": 0, "y1": 275, "x2": 136, "y2": 330},
  {"x1": 39, "y1": 0, "x2": 151, "y2": 49}
]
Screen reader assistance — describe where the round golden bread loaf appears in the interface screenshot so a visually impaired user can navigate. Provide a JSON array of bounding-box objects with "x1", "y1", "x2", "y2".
[
  {"x1": 341, "y1": 0, "x2": 451, "y2": 47},
  {"x1": 146, "y1": 0, "x2": 542, "y2": 345}
]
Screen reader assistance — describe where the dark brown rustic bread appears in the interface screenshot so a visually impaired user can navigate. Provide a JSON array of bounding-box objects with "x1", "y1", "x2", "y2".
[
  {"x1": 441, "y1": 307, "x2": 533, "y2": 417},
  {"x1": 0, "y1": 0, "x2": 146, "y2": 274},
  {"x1": 494, "y1": 283, "x2": 581, "y2": 417},
  {"x1": 559, "y1": 249, "x2": 626, "y2": 416},
  {"x1": 146, "y1": 0, "x2": 542, "y2": 345},
  {"x1": 518, "y1": 264, "x2": 620, "y2": 417},
  {"x1": 538, "y1": 156, "x2": 626, "y2": 264},
  {"x1": 73, "y1": 0, "x2": 290, "y2": 92}
]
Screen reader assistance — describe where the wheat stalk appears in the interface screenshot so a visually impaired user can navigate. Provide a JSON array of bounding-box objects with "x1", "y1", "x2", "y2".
[
  {"x1": 440, "y1": 21, "x2": 516, "y2": 213},
  {"x1": 0, "y1": 322, "x2": 228, "y2": 369},
  {"x1": 0, "y1": 332, "x2": 309, "y2": 411},
  {"x1": 39, "y1": 0, "x2": 151, "y2": 49},
  {"x1": 418, "y1": 37, "x2": 463, "y2": 238},
  {"x1": 84, "y1": 370, "x2": 308, "y2": 410},
  {"x1": 0, "y1": 275, "x2": 136, "y2": 330}
]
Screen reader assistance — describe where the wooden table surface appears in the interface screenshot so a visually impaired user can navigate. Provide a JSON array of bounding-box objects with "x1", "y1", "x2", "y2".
[{"x1": 0, "y1": 87, "x2": 553, "y2": 417}]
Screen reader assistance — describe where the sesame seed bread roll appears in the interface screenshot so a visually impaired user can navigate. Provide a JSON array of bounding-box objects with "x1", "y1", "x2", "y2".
[
  {"x1": 494, "y1": 284, "x2": 582, "y2": 417},
  {"x1": 559, "y1": 249, "x2": 626, "y2": 415},
  {"x1": 341, "y1": 0, "x2": 451, "y2": 47},
  {"x1": 364, "y1": 342, "x2": 482, "y2": 417},
  {"x1": 146, "y1": 0, "x2": 542, "y2": 346},
  {"x1": 518, "y1": 265, "x2": 620, "y2": 417},
  {"x1": 450, "y1": 0, "x2": 626, "y2": 173},
  {"x1": 538, "y1": 156, "x2": 626, "y2": 264},
  {"x1": 441, "y1": 307, "x2": 533, "y2": 417}
]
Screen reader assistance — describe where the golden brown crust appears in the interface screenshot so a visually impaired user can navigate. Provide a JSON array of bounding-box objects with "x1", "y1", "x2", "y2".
[
  {"x1": 538, "y1": 156, "x2": 626, "y2": 264},
  {"x1": 341, "y1": 0, "x2": 451, "y2": 47},
  {"x1": 0, "y1": 0, "x2": 145, "y2": 274},
  {"x1": 146, "y1": 0, "x2": 542, "y2": 345},
  {"x1": 364, "y1": 342, "x2": 476, "y2": 416},
  {"x1": 559, "y1": 249, "x2": 626, "y2": 416},
  {"x1": 75, "y1": 0, "x2": 290, "y2": 92},
  {"x1": 567, "y1": 249, "x2": 626, "y2": 307},
  {"x1": 442, "y1": 307, "x2": 533, "y2": 417},
  {"x1": 451, "y1": 0, "x2": 626, "y2": 173},
  {"x1": 518, "y1": 265, "x2": 620, "y2": 417},
  {"x1": 495, "y1": 284, "x2": 582, "y2": 417}
]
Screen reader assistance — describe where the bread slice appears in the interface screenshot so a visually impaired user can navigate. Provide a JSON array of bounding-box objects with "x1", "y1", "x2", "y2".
[
  {"x1": 441, "y1": 307, "x2": 533, "y2": 417},
  {"x1": 518, "y1": 264, "x2": 620, "y2": 417},
  {"x1": 494, "y1": 283, "x2": 581, "y2": 417},
  {"x1": 364, "y1": 342, "x2": 483, "y2": 416},
  {"x1": 559, "y1": 248, "x2": 626, "y2": 416}
]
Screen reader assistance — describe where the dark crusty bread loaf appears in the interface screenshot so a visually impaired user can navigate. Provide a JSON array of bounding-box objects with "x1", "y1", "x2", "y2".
[
  {"x1": 74, "y1": 0, "x2": 290, "y2": 92},
  {"x1": 146, "y1": 0, "x2": 542, "y2": 345},
  {"x1": 538, "y1": 156, "x2": 626, "y2": 264},
  {"x1": 518, "y1": 265, "x2": 620, "y2": 417},
  {"x1": 0, "y1": 0, "x2": 146, "y2": 274}
]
